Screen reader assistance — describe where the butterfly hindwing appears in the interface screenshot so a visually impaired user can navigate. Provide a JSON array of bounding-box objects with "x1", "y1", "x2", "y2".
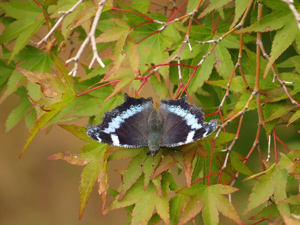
[
  {"x1": 159, "y1": 97, "x2": 218, "y2": 147},
  {"x1": 86, "y1": 94, "x2": 153, "y2": 148}
]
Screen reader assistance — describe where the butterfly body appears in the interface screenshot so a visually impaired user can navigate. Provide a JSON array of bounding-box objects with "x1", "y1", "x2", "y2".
[
  {"x1": 148, "y1": 109, "x2": 163, "y2": 155},
  {"x1": 86, "y1": 94, "x2": 218, "y2": 156}
]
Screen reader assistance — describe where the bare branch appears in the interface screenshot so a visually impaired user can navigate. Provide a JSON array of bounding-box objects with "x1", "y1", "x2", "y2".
[
  {"x1": 36, "y1": 0, "x2": 85, "y2": 46},
  {"x1": 67, "y1": 0, "x2": 107, "y2": 76},
  {"x1": 282, "y1": 0, "x2": 300, "y2": 29}
]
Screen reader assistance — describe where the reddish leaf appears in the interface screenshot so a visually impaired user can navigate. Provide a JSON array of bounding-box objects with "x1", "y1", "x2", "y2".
[
  {"x1": 182, "y1": 143, "x2": 198, "y2": 187},
  {"x1": 98, "y1": 155, "x2": 109, "y2": 215},
  {"x1": 20, "y1": 92, "x2": 75, "y2": 157},
  {"x1": 48, "y1": 151, "x2": 90, "y2": 166},
  {"x1": 52, "y1": 54, "x2": 75, "y2": 94},
  {"x1": 151, "y1": 154, "x2": 178, "y2": 178},
  {"x1": 126, "y1": 36, "x2": 140, "y2": 76},
  {"x1": 17, "y1": 68, "x2": 66, "y2": 99},
  {"x1": 179, "y1": 192, "x2": 204, "y2": 225}
]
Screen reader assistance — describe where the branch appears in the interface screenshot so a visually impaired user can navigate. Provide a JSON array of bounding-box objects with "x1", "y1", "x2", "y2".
[
  {"x1": 67, "y1": 0, "x2": 106, "y2": 76},
  {"x1": 36, "y1": 0, "x2": 85, "y2": 46},
  {"x1": 282, "y1": 0, "x2": 300, "y2": 29}
]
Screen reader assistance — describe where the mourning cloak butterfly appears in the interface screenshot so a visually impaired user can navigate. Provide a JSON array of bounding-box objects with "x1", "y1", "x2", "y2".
[{"x1": 86, "y1": 94, "x2": 218, "y2": 156}]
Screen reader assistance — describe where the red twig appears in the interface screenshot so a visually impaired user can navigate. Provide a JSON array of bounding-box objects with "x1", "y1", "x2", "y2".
[{"x1": 76, "y1": 79, "x2": 120, "y2": 97}]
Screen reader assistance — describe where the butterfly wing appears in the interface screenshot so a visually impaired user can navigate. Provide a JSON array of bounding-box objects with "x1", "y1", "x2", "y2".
[
  {"x1": 87, "y1": 94, "x2": 153, "y2": 148},
  {"x1": 159, "y1": 97, "x2": 218, "y2": 147}
]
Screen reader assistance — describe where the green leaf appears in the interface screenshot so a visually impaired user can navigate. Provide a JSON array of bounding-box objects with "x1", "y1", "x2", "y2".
[
  {"x1": 0, "y1": 1, "x2": 40, "y2": 19},
  {"x1": 243, "y1": 164, "x2": 289, "y2": 216},
  {"x1": 272, "y1": 168, "x2": 290, "y2": 216},
  {"x1": 96, "y1": 19, "x2": 130, "y2": 43},
  {"x1": 0, "y1": 19, "x2": 36, "y2": 44},
  {"x1": 20, "y1": 92, "x2": 75, "y2": 157},
  {"x1": 215, "y1": 132, "x2": 236, "y2": 145},
  {"x1": 17, "y1": 46, "x2": 54, "y2": 73},
  {"x1": 238, "y1": 11, "x2": 292, "y2": 33},
  {"x1": 59, "y1": 124, "x2": 91, "y2": 142},
  {"x1": 118, "y1": 154, "x2": 143, "y2": 201},
  {"x1": 263, "y1": 101, "x2": 295, "y2": 123},
  {"x1": 0, "y1": 59, "x2": 15, "y2": 93},
  {"x1": 249, "y1": 204, "x2": 279, "y2": 220},
  {"x1": 186, "y1": 0, "x2": 199, "y2": 14},
  {"x1": 131, "y1": 0, "x2": 150, "y2": 13},
  {"x1": 260, "y1": 0, "x2": 290, "y2": 11},
  {"x1": 169, "y1": 194, "x2": 190, "y2": 225},
  {"x1": 131, "y1": 183, "x2": 156, "y2": 225},
  {"x1": 264, "y1": 16, "x2": 298, "y2": 78},
  {"x1": 163, "y1": 22, "x2": 182, "y2": 43},
  {"x1": 215, "y1": 43, "x2": 234, "y2": 79},
  {"x1": 231, "y1": 0, "x2": 251, "y2": 28},
  {"x1": 79, "y1": 144, "x2": 108, "y2": 218},
  {"x1": 230, "y1": 152, "x2": 253, "y2": 176},
  {"x1": 153, "y1": 175, "x2": 170, "y2": 225},
  {"x1": 142, "y1": 151, "x2": 162, "y2": 190},
  {"x1": 188, "y1": 53, "x2": 214, "y2": 94},
  {"x1": 105, "y1": 176, "x2": 145, "y2": 213},
  {"x1": 0, "y1": 69, "x2": 26, "y2": 103},
  {"x1": 9, "y1": 17, "x2": 44, "y2": 62},
  {"x1": 179, "y1": 184, "x2": 241, "y2": 225},
  {"x1": 137, "y1": 32, "x2": 173, "y2": 73},
  {"x1": 25, "y1": 109, "x2": 36, "y2": 131},
  {"x1": 103, "y1": 76, "x2": 136, "y2": 102},
  {"x1": 198, "y1": 0, "x2": 232, "y2": 19},
  {"x1": 288, "y1": 110, "x2": 300, "y2": 126},
  {"x1": 108, "y1": 147, "x2": 142, "y2": 161},
  {"x1": 151, "y1": 74, "x2": 169, "y2": 100},
  {"x1": 5, "y1": 87, "x2": 31, "y2": 131}
]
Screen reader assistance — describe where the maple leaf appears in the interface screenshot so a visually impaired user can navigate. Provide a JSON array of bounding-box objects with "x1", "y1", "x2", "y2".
[
  {"x1": 243, "y1": 163, "x2": 290, "y2": 217},
  {"x1": 178, "y1": 184, "x2": 242, "y2": 225},
  {"x1": 105, "y1": 174, "x2": 170, "y2": 225}
]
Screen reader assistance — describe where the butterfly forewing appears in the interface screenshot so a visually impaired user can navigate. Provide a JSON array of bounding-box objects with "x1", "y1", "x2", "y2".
[{"x1": 86, "y1": 94, "x2": 153, "y2": 148}]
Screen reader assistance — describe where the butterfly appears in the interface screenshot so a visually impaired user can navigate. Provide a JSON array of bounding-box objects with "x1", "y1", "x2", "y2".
[{"x1": 86, "y1": 94, "x2": 218, "y2": 156}]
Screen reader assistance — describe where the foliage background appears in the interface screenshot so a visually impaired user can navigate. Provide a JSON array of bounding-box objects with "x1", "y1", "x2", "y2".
[{"x1": 1, "y1": 0, "x2": 300, "y2": 224}]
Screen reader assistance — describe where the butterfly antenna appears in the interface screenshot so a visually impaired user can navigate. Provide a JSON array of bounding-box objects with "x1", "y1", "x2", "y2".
[
  {"x1": 141, "y1": 152, "x2": 151, "y2": 167},
  {"x1": 152, "y1": 156, "x2": 154, "y2": 167}
]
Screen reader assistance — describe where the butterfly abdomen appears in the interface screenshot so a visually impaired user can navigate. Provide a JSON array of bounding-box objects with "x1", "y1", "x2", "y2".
[{"x1": 148, "y1": 109, "x2": 163, "y2": 154}]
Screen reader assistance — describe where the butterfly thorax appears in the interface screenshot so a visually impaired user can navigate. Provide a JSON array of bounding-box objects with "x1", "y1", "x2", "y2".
[{"x1": 148, "y1": 109, "x2": 163, "y2": 156}]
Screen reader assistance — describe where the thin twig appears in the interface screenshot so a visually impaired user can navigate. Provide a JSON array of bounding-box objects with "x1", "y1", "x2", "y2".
[
  {"x1": 67, "y1": 0, "x2": 107, "y2": 76},
  {"x1": 282, "y1": 0, "x2": 300, "y2": 29},
  {"x1": 36, "y1": 0, "x2": 85, "y2": 46}
]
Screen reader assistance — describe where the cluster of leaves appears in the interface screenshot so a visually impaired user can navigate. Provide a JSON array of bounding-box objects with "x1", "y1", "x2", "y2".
[{"x1": 1, "y1": 0, "x2": 300, "y2": 224}]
